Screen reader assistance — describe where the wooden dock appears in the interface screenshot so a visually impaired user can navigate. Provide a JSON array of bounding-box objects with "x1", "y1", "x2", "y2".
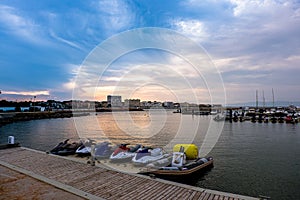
[{"x1": 0, "y1": 147, "x2": 260, "y2": 200}]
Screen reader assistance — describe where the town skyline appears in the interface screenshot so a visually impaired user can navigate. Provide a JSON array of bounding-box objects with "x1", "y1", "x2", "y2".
[
  {"x1": 1, "y1": 93, "x2": 300, "y2": 108},
  {"x1": 1, "y1": 1, "x2": 300, "y2": 104}
]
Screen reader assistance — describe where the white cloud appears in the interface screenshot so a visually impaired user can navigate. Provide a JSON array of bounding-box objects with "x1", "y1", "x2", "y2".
[
  {"x1": 63, "y1": 81, "x2": 76, "y2": 90},
  {"x1": 172, "y1": 19, "x2": 208, "y2": 42},
  {"x1": 0, "y1": 5, "x2": 47, "y2": 45},
  {"x1": 178, "y1": 0, "x2": 300, "y2": 102},
  {"x1": 3, "y1": 90, "x2": 50, "y2": 96},
  {"x1": 49, "y1": 30, "x2": 83, "y2": 50},
  {"x1": 230, "y1": 0, "x2": 289, "y2": 17},
  {"x1": 286, "y1": 55, "x2": 300, "y2": 62},
  {"x1": 95, "y1": 0, "x2": 135, "y2": 33}
]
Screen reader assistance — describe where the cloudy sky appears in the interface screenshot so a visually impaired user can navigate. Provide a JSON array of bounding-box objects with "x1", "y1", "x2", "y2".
[{"x1": 0, "y1": 0, "x2": 300, "y2": 104}]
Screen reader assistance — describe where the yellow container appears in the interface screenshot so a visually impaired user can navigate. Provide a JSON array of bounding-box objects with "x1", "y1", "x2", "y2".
[{"x1": 173, "y1": 144, "x2": 198, "y2": 160}]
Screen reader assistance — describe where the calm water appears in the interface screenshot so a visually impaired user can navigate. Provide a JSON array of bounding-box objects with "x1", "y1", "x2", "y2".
[{"x1": 0, "y1": 111, "x2": 299, "y2": 200}]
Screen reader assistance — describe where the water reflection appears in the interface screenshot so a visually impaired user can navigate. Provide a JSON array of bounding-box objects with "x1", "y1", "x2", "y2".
[{"x1": 0, "y1": 112, "x2": 299, "y2": 200}]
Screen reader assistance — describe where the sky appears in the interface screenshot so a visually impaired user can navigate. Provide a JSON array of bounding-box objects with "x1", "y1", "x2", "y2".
[{"x1": 0, "y1": 0, "x2": 300, "y2": 105}]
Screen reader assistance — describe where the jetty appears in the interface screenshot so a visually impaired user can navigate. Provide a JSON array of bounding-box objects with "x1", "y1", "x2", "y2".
[{"x1": 0, "y1": 146, "x2": 261, "y2": 200}]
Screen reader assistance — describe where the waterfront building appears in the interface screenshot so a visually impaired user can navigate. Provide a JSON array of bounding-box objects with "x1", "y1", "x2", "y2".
[
  {"x1": 180, "y1": 102, "x2": 200, "y2": 114},
  {"x1": 211, "y1": 104, "x2": 223, "y2": 114},
  {"x1": 107, "y1": 95, "x2": 122, "y2": 107},
  {"x1": 140, "y1": 101, "x2": 152, "y2": 109},
  {"x1": 163, "y1": 101, "x2": 174, "y2": 109},
  {"x1": 151, "y1": 101, "x2": 163, "y2": 109},
  {"x1": 124, "y1": 99, "x2": 141, "y2": 109}
]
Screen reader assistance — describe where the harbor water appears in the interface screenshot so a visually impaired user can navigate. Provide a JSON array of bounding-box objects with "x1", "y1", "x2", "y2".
[{"x1": 0, "y1": 111, "x2": 299, "y2": 200}]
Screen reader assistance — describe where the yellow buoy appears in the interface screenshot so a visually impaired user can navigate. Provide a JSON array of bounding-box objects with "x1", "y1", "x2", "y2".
[{"x1": 173, "y1": 144, "x2": 198, "y2": 160}]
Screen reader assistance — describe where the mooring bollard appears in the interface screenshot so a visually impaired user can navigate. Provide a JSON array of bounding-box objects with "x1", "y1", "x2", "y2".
[
  {"x1": 90, "y1": 144, "x2": 95, "y2": 166},
  {"x1": 8, "y1": 136, "x2": 14, "y2": 144}
]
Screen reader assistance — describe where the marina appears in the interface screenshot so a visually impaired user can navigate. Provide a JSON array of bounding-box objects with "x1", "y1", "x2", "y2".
[
  {"x1": 1, "y1": 1, "x2": 300, "y2": 199},
  {"x1": 0, "y1": 111, "x2": 299, "y2": 200},
  {"x1": 0, "y1": 146, "x2": 260, "y2": 200}
]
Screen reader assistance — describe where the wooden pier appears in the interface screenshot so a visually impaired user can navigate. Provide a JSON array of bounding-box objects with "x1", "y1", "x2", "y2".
[{"x1": 0, "y1": 147, "x2": 260, "y2": 200}]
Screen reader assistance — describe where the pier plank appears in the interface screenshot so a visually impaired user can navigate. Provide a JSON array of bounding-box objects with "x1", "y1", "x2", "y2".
[
  {"x1": 186, "y1": 190, "x2": 198, "y2": 200},
  {"x1": 106, "y1": 177, "x2": 146, "y2": 200},
  {"x1": 85, "y1": 173, "x2": 124, "y2": 194},
  {"x1": 192, "y1": 191, "x2": 204, "y2": 200},
  {"x1": 133, "y1": 181, "x2": 164, "y2": 200},
  {"x1": 208, "y1": 193, "x2": 215, "y2": 200},
  {"x1": 163, "y1": 187, "x2": 186, "y2": 199},
  {"x1": 213, "y1": 195, "x2": 220, "y2": 200},
  {"x1": 93, "y1": 175, "x2": 141, "y2": 197},
  {"x1": 218, "y1": 195, "x2": 225, "y2": 200},
  {"x1": 202, "y1": 192, "x2": 213, "y2": 200},
  {"x1": 148, "y1": 185, "x2": 176, "y2": 200},
  {"x1": 150, "y1": 184, "x2": 176, "y2": 200},
  {"x1": 0, "y1": 147, "x2": 259, "y2": 200},
  {"x1": 174, "y1": 188, "x2": 194, "y2": 200},
  {"x1": 198, "y1": 191, "x2": 207, "y2": 200},
  {"x1": 72, "y1": 171, "x2": 116, "y2": 190}
]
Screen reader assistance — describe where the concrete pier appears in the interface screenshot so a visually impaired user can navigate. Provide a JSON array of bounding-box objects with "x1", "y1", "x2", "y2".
[{"x1": 0, "y1": 147, "x2": 260, "y2": 200}]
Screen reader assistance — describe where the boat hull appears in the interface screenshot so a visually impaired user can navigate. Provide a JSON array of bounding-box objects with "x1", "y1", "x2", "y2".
[{"x1": 140, "y1": 159, "x2": 213, "y2": 177}]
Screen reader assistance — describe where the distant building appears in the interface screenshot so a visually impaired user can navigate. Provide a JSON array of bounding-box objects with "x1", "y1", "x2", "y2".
[
  {"x1": 124, "y1": 99, "x2": 140, "y2": 109},
  {"x1": 107, "y1": 95, "x2": 122, "y2": 107},
  {"x1": 140, "y1": 101, "x2": 151, "y2": 109},
  {"x1": 163, "y1": 101, "x2": 174, "y2": 109},
  {"x1": 101, "y1": 101, "x2": 108, "y2": 108},
  {"x1": 180, "y1": 102, "x2": 200, "y2": 114},
  {"x1": 211, "y1": 104, "x2": 223, "y2": 114}
]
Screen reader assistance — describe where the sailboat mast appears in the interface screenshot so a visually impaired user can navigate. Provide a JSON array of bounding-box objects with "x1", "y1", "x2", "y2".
[
  {"x1": 263, "y1": 90, "x2": 265, "y2": 108},
  {"x1": 256, "y1": 90, "x2": 258, "y2": 108},
  {"x1": 272, "y1": 88, "x2": 275, "y2": 108}
]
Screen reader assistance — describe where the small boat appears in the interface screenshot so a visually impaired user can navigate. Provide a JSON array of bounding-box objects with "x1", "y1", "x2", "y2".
[
  {"x1": 285, "y1": 114, "x2": 299, "y2": 124},
  {"x1": 141, "y1": 157, "x2": 213, "y2": 177},
  {"x1": 213, "y1": 114, "x2": 225, "y2": 122},
  {"x1": 76, "y1": 145, "x2": 91, "y2": 155},
  {"x1": 93, "y1": 142, "x2": 113, "y2": 159},
  {"x1": 285, "y1": 115, "x2": 293, "y2": 124},
  {"x1": 50, "y1": 139, "x2": 83, "y2": 156},
  {"x1": 75, "y1": 139, "x2": 97, "y2": 156},
  {"x1": 270, "y1": 116, "x2": 277, "y2": 123},
  {"x1": 257, "y1": 114, "x2": 263, "y2": 123},
  {"x1": 232, "y1": 116, "x2": 239, "y2": 122},
  {"x1": 264, "y1": 116, "x2": 269, "y2": 123},
  {"x1": 239, "y1": 116, "x2": 245, "y2": 122},
  {"x1": 109, "y1": 144, "x2": 142, "y2": 162},
  {"x1": 293, "y1": 116, "x2": 299, "y2": 123},
  {"x1": 278, "y1": 117, "x2": 285, "y2": 123},
  {"x1": 139, "y1": 144, "x2": 213, "y2": 177},
  {"x1": 50, "y1": 139, "x2": 69, "y2": 154},
  {"x1": 132, "y1": 147, "x2": 170, "y2": 165},
  {"x1": 251, "y1": 116, "x2": 257, "y2": 123}
]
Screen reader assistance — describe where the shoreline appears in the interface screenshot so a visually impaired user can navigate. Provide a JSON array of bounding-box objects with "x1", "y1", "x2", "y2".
[{"x1": 0, "y1": 111, "x2": 90, "y2": 127}]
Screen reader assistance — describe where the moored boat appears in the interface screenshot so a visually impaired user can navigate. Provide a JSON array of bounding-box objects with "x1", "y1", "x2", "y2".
[
  {"x1": 132, "y1": 147, "x2": 170, "y2": 165},
  {"x1": 285, "y1": 113, "x2": 299, "y2": 124},
  {"x1": 75, "y1": 139, "x2": 97, "y2": 156},
  {"x1": 264, "y1": 116, "x2": 269, "y2": 123},
  {"x1": 140, "y1": 157, "x2": 213, "y2": 177},
  {"x1": 50, "y1": 139, "x2": 83, "y2": 156},
  {"x1": 93, "y1": 141, "x2": 113, "y2": 159},
  {"x1": 140, "y1": 144, "x2": 213, "y2": 177},
  {"x1": 213, "y1": 114, "x2": 225, "y2": 122},
  {"x1": 109, "y1": 144, "x2": 142, "y2": 162}
]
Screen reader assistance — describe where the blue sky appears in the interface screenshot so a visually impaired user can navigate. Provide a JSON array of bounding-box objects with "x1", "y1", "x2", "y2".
[{"x1": 0, "y1": 0, "x2": 300, "y2": 104}]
